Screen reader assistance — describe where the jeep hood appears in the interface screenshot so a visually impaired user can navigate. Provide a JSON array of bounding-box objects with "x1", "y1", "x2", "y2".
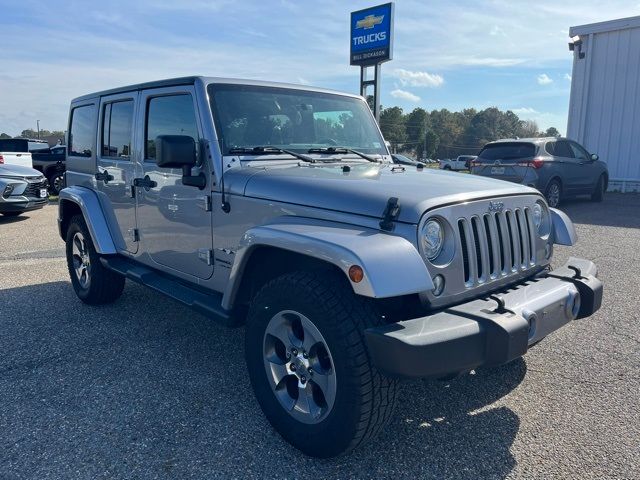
[{"x1": 230, "y1": 163, "x2": 539, "y2": 224}]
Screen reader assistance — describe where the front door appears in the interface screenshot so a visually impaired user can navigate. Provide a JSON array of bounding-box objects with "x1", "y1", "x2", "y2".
[
  {"x1": 568, "y1": 141, "x2": 599, "y2": 193},
  {"x1": 96, "y1": 93, "x2": 139, "y2": 253},
  {"x1": 134, "y1": 87, "x2": 214, "y2": 280}
]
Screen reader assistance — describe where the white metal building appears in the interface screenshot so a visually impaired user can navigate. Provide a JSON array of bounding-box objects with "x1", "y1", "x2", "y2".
[{"x1": 567, "y1": 15, "x2": 640, "y2": 192}]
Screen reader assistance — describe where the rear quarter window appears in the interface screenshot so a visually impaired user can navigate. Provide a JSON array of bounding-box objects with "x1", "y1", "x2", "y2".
[
  {"x1": 69, "y1": 104, "x2": 95, "y2": 158},
  {"x1": 478, "y1": 142, "x2": 536, "y2": 160}
]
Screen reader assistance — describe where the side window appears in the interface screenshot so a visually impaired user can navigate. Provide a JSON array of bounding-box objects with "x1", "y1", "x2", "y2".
[
  {"x1": 145, "y1": 94, "x2": 199, "y2": 161},
  {"x1": 101, "y1": 100, "x2": 134, "y2": 158},
  {"x1": 545, "y1": 141, "x2": 555, "y2": 155},
  {"x1": 569, "y1": 142, "x2": 588, "y2": 160},
  {"x1": 553, "y1": 140, "x2": 574, "y2": 158},
  {"x1": 69, "y1": 105, "x2": 94, "y2": 157}
]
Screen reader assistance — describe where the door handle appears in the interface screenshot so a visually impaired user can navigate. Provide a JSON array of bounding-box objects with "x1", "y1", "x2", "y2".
[
  {"x1": 95, "y1": 170, "x2": 114, "y2": 183},
  {"x1": 133, "y1": 175, "x2": 157, "y2": 191}
]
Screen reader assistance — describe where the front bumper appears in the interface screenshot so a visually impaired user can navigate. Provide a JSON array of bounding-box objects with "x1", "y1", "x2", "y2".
[
  {"x1": 0, "y1": 197, "x2": 47, "y2": 213},
  {"x1": 365, "y1": 257, "x2": 602, "y2": 378}
]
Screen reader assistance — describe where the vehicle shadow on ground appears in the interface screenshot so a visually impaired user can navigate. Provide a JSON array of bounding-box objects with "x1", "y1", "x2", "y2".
[
  {"x1": 0, "y1": 214, "x2": 30, "y2": 225},
  {"x1": 0, "y1": 281, "x2": 524, "y2": 480},
  {"x1": 560, "y1": 193, "x2": 640, "y2": 229}
]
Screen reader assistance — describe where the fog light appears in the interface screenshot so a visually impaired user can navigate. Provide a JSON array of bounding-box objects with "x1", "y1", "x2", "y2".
[
  {"x1": 432, "y1": 275, "x2": 445, "y2": 296},
  {"x1": 3, "y1": 184, "x2": 14, "y2": 198}
]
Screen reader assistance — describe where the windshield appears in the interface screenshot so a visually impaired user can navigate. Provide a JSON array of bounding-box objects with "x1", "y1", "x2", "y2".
[
  {"x1": 478, "y1": 142, "x2": 535, "y2": 161},
  {"x1": 208, "y1": 84, "x2": 387, "y2": 156}
]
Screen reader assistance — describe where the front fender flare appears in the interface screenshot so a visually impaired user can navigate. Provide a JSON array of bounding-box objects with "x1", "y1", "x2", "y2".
[
  {"x1": 58, "y1": 186, "x2": 117, "y2": 254},
  {"x1": 221, "y1": 220, "x2": 433, "y2": 310},
  {"x1": 550, "y1": 208, "x2": 577, "y2": 246}
]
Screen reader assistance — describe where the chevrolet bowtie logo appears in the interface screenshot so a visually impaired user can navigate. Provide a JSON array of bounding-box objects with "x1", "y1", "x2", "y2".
[{"x1": 356, "y1": 14, "x2": 384, "y2": 29}]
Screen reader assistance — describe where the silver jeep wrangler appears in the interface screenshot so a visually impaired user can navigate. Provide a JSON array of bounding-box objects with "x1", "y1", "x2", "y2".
[{"x1": 58, "y1": 76, "x2": 603, "y2": 457}]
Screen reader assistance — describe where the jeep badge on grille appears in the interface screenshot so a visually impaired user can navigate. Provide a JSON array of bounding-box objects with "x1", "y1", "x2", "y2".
[{"x1": 488, "y1": 201, "x2": 505, "y2": 213}]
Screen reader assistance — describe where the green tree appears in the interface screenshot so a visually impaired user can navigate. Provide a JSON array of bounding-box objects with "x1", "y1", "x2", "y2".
[
  {"x1": 404, "y1": 107, "x2": 429, "y2": 157},
  {"x1": 423, "y1": 130, "x2": 439, "y2": 159},
  {"x1": 0, "y1": 133, "x2": 11, "y2": 139},
  {"x1": 378, "y1": 106, "x2": 407, "y2": 152},
  {"x1": 545, "y1": 126, "x2": 560, "y2": 137}
]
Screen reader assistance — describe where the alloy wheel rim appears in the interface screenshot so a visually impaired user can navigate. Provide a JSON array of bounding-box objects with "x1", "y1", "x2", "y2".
[
  {"x1": 53, "y1": 175, "x2": 64, "y2": 193},
  {"x1": 548, "y1": 184, "x2": 560, "y2": 207},
  {"x1": 71, "y1": 232, "x2": 90, "y2": 288},
  {"x1": 262, "y1": 310, "x2": 337, "y2": 424}
]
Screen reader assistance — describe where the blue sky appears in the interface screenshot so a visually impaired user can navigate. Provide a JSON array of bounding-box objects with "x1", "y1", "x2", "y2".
[{"x1": 1, "y1": 0, "x2": 638, "y2": 136}]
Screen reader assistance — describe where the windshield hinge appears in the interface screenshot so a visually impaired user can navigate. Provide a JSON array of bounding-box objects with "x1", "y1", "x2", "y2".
[
  {"x1": 200, "y1": 195, "x2": 212, "y2": 212},
  {"x1": 198, "y1": 248, "x2": 214, "y2": 266},
  {"x1": 379, "y1": 197, "x2": 400, "y2": 231},
  {"x1": 127, "y1": 228, "x2": 139, "y2": 242}
]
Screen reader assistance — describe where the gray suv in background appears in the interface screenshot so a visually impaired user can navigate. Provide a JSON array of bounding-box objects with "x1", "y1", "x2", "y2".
[{"x1": 471, "y1": 137, "x2": 608, "y2": 207}]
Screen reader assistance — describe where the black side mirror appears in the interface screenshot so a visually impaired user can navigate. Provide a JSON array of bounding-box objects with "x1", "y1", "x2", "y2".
[
  {"x1": 591, "y1": 153, "x2": 599, "y2": 161},
  {"x1": 155, "y1": 135, "x2": 205, "y2": 189}
]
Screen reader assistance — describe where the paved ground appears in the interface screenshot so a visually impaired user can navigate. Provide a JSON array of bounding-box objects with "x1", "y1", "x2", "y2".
[{"x1": 1, "y1": 195, "x2": 638, "y2": 479}]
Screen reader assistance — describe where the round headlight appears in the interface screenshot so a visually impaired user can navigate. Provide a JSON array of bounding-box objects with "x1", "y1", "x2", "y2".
[
  {"x1": 532, "y1": 203, "x2": 543, "y2": 230},
  {"x1": 421, "y1": 218, "x2": 444, "y2": 260}
]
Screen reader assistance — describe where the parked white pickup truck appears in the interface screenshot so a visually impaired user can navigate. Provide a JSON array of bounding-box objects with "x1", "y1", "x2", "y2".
[
  {"x1": 439, "y1": 155, "x2": 476, "y2": 171},
  {"x1": 0, "y1": 139, "x2": 33, "y2": 168}
]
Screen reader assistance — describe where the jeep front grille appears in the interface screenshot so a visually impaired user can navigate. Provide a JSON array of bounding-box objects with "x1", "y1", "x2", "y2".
[{"x1": 458, "y1": 207, "x2": 536, "y2": 287}]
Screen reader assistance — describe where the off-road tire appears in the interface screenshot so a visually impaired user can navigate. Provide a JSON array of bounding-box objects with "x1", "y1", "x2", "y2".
[
  {"x1": 245, "y1": 271, "x2": 398, "y2": 458},
  {"x1": 591, "y1": 175, "x2": 606, "y2": 202},
  {"x1": 65, "y1": 214, "x2": 125, "y2": 304}
]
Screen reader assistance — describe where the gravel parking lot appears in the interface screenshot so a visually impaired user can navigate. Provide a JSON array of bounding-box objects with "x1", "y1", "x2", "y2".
[{"x1": 1, "y1": 195, "x2": 639, "y2": 479}]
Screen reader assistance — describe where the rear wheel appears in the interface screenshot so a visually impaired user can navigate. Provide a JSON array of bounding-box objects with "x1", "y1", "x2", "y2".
[
  {"x1": 545, "y1": 179, "x2": 562, "y2": 208},
  {"x1": 245, "y1": 271, "x2": 398, "y2": 458},
  {"x1": 65, "y1": 215, "x2": 125, "y2": 304},
  {"x1": 591, "y1": 175, "x2": 606, "y2": 202}
]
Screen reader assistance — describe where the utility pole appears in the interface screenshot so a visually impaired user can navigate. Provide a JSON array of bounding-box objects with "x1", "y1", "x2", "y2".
[{"x1": 37, "y1": 120, "x2": 40, "y2": 139}]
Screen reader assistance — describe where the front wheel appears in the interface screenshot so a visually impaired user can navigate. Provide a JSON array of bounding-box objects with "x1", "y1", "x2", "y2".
[
  {"x1": 591, "y1": 175, "x2": 606, "y2": 202},
  {"x1": 245, "y1": 271, "x2": 398, "y2": 458}
]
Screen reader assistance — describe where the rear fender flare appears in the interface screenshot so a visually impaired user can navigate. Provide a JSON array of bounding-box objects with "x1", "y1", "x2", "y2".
[{"x1": 222, "y1": 220, "x2": 433, "y2": 310}]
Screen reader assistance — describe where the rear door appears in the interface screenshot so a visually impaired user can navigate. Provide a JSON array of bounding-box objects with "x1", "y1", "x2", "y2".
[
  {"x1": 96, "y1": 92, "x2": 139, "y2": 253},
  {"x1": 473, "y1": 142, "x2": 535, "y2": 183},
  {"x1": 135, "y1": 86, "x2": 213, "y2": 280},
  {"x1": 548, "y1": 140, "x2": 582, "y2": 195}
]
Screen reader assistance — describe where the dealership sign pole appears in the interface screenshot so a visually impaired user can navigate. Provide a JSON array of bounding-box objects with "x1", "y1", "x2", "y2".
[{"x1": 350, "y1": 2, "x2": 394, "y2": 122}]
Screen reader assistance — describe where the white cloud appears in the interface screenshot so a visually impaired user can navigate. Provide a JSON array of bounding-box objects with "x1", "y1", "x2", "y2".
[
  {"x1": 459, "y1": 57, "x2": 526, "y2": 67},
  {"x1": 392, "y1": 69, "x2": 444, "y2": 88},
  {"x1": 390, "y1": 89, "x2": 421, "y2": 102},
  {"x1": 564, "y1": 73, "x2": 572, "y2": 81},
  {"x1": 512, "y1": 107, "x2": 539, "y2": 115},
  {"x1": 489, "y1": 25, "x2": 506, "y2": 36},
  {"x1": 537, "y1": 73, "x2": 553, "y2": 85}
]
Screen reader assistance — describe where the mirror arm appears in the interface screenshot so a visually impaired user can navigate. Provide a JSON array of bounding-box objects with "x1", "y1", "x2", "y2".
[{"x1": 181, "y1": 165, "x2": 206, "y2": 189}]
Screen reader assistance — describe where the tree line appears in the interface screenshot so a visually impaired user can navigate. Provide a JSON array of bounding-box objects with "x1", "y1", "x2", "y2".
[
  {"x1": 0, "y1": 129, "x2": 66, "y2": 141},
  {"x1": 377, "y1": 105, "x2": 560, "y2": 159}
]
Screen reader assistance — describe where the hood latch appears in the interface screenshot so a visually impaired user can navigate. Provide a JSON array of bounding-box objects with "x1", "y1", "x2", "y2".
[{"x1": 379, "y1": 197, "x2": 400, "y2": 231}]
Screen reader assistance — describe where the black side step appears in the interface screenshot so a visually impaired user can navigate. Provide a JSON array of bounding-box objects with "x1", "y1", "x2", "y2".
[{"x1": 100, "y1": 256, "x2": 237, "y2": 327}]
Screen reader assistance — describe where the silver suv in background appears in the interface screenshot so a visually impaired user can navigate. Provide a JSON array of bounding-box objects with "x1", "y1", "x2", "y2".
[{"x1": 471, "y1": 137, "x2": 608, "y2": 207}]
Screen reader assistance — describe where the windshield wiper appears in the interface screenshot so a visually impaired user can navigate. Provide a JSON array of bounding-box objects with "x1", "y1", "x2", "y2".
[
  {"x1": 228, "y1": 146, "x2": 316, "y2": 163},
  {"x1": 307, "y1": 146, "x2": 379, "y2": 163}
]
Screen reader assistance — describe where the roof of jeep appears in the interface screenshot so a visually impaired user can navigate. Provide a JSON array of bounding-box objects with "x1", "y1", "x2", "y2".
[{"x1": 71, "y1": 76, "x2": 362, "y2": 103}]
